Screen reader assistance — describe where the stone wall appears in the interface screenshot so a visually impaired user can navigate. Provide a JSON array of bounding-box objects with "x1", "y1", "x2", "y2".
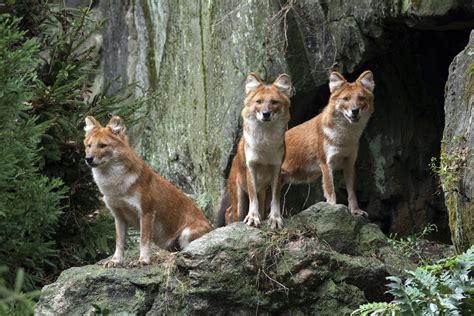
[{"x1": 97, "y1": 0, "x2": 474, "y2": 239}]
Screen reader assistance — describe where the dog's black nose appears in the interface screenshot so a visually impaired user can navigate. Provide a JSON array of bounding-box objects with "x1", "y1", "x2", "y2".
[
  {"x1": 85, "y1": 157, "x2": 94, "y2": 164},
  {"x1": 351, "y1": 108, "x2": 360, "y2": 115},
  {"x1": 262, "y1": 111, "x2": 271, "y2": 120}
]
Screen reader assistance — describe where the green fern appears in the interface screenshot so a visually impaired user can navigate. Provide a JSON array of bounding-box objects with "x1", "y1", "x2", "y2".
[
  {"x1": 353, "y1": 246, "x2": 474, "y2": 316},
  {"x1": 352, "y1": 302, "x2": 399, "y2": 315}
]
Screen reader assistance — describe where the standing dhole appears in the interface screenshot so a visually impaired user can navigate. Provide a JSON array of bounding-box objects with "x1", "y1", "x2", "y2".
[
  {"x1": 282, "y1": 71, "x2": 375, "y2": 216},
  {"x1": 218, "y1": 73, "x2": 292, "y2": 229},
  {"x1": 84, "y1": 116, "x2": 212, "y2": 267}
]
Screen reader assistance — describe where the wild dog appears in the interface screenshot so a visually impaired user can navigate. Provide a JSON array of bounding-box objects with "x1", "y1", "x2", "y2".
[
  {"x1": 219, "y1": 73, "x2": 292, "y2": 229},
  {"x1": 84, "y1": 116, "x2": 212, "y2": 267},
  {"x1": 281, "y1": 71, "x2": 375, "y2": 216}
]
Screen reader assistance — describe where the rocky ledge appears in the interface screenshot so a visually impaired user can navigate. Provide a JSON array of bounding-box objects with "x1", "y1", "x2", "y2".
[{"x1": 36, "y1": 203, "x2": 415, "y2": 315}]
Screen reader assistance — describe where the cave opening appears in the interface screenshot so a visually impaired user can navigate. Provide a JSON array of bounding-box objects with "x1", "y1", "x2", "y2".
[{"x1": 286, "y1": 27, "x2": 471, "y2": 243}]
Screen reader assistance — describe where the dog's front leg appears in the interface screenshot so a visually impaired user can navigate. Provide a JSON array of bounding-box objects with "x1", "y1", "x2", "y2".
[
  {"x1": 268, "y1": 165, "x2": 283, "y2": 229},
  {"x1": 321, "y1": 162, "x2": 336, "y2": 204},
  {"x1": 104, "y1": 210, "x2": 127, "y2": 268},
  {"x1": 343, "y1": 156, "x2": 368, "y2": 217},
  {"x1": 243, "y1": 165, "x2": 261, "y2": 227},
  {"x1": 130, "y1": 211, "x2": 153, "y2": 267}
]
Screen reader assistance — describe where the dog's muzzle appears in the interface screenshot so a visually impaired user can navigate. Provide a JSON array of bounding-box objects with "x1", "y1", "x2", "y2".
[
  {"x1": 85, "y1": 157, "x2": 98, "y2": 167},
  {"x1": 262, "y1": 111, "x2": 272, "y2": 122},
  {"x1": 348, "y1": 108, "x2": 360, "y2": 122}
]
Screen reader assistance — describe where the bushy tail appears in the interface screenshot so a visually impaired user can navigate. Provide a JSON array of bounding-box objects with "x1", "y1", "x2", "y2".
[{"x1": 215, "y1": 188, "x2": 230, "y2": 227}]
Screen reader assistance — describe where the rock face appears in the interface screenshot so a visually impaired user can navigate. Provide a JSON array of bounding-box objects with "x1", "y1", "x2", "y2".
[
  {"x1": 36, "y1": 203, "x2": 414, "y2": 315},
  {"x1": 94, "y1": 1, "x2": 474, "y2": 240},
  {"x1": 442, "y1": 30, "x2": 474, "y2": 253}
]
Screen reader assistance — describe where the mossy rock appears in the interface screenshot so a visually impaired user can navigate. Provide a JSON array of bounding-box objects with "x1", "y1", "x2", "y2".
[
  {"x1": 442, "y1": 30, "x2": 474, "y2": 253},
  {"x1": 36, "y1": 203, "x2": 414, "y2": 315}
]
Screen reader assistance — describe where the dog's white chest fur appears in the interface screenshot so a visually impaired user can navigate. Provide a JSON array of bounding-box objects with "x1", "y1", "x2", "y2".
[
  {"x1": 244, "y1": 117, "x2": 286, "y2": 166},
  {"x1": 323, "y1": 114, "x2": 369, "y2": 169},
  {"x1": 92, "y1": 163, "x2": 141, "y2": 216},
  {"x1": 92, "y1": 164, "x2": 137, "y2": 196}
]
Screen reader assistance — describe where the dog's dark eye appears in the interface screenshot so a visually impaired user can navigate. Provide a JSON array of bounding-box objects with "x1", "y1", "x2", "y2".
[
  {"x1": 255, "y1": 99, "x2": 263, "y2": 104},
  {"x1": 343, "y1": 96, "x2": 350, "y2": 101},
  {"x1": 87, "y1": 144, "x2": 91, "y2": 148},
  {"x1": 358, "y1": 96, "x2": 366, "y2": 101},
  {"x1": 99, "y1": 143, "x2": 108, "y2": 148},
  {"x1": 271, "y1": 100, "x2": 278, "y2": 105}
]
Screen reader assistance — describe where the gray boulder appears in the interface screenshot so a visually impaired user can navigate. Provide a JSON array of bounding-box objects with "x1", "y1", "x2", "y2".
[
  {"x1": 36, "y1": 203, "x2": 414, "y2": 315},
  {"x1": 442, "y1": 30, "x2": 474, "y2": 253}
]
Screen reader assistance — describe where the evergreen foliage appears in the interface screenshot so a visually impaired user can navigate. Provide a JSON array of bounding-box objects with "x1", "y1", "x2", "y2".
[
  {"x1": 0, "y1": 267, "x2": 39, "y2": 315},
  {"x1": 0, "y1": 15, "x2": 65, "y2": 290},
  {"x1": 10, "y1": 2, "x2": 147, "y2": 271},
  {"x1": 0, "y1": 2, "x2": 153, "y2": 289},
  {"x1": 27, "y1": 3, "x2": 117, "y2": 270}
]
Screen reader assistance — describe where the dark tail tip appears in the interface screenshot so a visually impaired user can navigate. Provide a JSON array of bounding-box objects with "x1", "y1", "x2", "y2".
[{"x1": 215, "y1": 189, "x2": 230, "y2": 227}]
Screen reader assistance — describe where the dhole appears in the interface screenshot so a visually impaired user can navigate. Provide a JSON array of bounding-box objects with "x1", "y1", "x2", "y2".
[
  {"x1": 282, "y1": 71, "x2": 375, "y2": 216},
  {"x1": 217, "y1": 73, "x2": 292, "y2": 229},
  {"x1": 84, "y1": 116, "x2": 212, "y2": 267}
]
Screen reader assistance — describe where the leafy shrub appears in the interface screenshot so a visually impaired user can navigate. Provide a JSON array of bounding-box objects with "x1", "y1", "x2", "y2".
[
  {"x1": 0, "y1": 267, "x2": 40, "y2": 315},
  {"x1": 388, "y1": 224, "x2": 440, "y2": 264},
  {"x1": 9, "y1": 2, "x2": 151, "y2": 273},
  {"x1": 0, "y1": 2, "x2": 155, "y2": 289},
  {"x1": 0, "y1": 15, "x2": 65, "y2": 290},
  {"x1": 352, "y1": 246, "x2": 474, "y2": 315}
]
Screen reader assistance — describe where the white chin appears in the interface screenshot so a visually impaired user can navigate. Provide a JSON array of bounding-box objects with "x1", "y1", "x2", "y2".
[{"x1": 344, "y1": 114, "x2": 359, "y2": 123}]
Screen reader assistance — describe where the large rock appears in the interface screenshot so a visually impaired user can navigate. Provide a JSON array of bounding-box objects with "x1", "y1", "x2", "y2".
[
  {"x1": 36, "y1": 203, "x2": 414, "y2": 315},
  {"x1": 95, "y1": 1, "x2": 474, "y2": 239},
  {"x1": 442, "y1": 30, "x2": 474, "y2": 253}
]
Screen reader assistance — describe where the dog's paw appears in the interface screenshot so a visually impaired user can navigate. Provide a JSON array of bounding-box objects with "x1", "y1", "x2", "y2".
[
  {"x1": 103, "y1": 258, "x2": 123, "y2": 268},
  {"x1": 351, "y1": 209, "x2": 368, "y2": 217},
  {"x1": 268, "y1": 215, "x2": 283, "y2": 229},
  {"x1": 243, "y1": 213, "x2": 261, "y2": 227},
  {"x1": 128, "y1": 259, "x2": 151, "y2": 267}
]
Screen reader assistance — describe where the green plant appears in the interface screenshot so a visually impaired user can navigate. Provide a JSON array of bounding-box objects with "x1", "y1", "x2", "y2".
[
  {"x1": 388, "y1": 224, "x2": 438, "y2": 264},
  {"x1": 0, "y1": 15, "x2": 65, "y2": 290},
  {"x1": 352, "y1": 246, "x2": 474, "y2": 316},
  {"x1": 430, "y1": 139, "x2": 467, "y2": 194},
  {"x1": 10, "y1": 2, "x2": 152, "y2": 273},
  {"x1": 91, "y1": 304, "x2": 110, "y2": 316},
  {"x1": 0, "y1": 267, "x2": 41, "y2": 316}
]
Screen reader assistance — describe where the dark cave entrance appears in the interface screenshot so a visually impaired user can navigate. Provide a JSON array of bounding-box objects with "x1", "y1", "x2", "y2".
[{"x1": 285, "y1": 28, "x2": 471, "y2": 243}]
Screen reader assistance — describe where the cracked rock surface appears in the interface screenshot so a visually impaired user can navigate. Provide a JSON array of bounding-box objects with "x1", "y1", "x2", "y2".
[{"x1": 36, "y1": 203, "x2": 414, "y2": 315}]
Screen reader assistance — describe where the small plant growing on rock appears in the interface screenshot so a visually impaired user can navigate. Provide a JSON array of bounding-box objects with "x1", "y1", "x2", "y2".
[
  {"x1": 388, "y1": 224, "x2": 439, "y2": 264},
  {"x1": 430, "y1": 139, "x2": 467, "y2": 194},
  {"x1": 352, "y1": 246, "x2": 474, "y2": 316}
]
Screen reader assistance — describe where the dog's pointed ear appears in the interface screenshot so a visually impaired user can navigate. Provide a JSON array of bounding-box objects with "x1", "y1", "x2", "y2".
[
  {"x1": 357, "y1": 70, "x2": 375, "y2": 92},
  {"x1": 84, "y1": 116, "x2": 100, "y2": 135},
  {"x1": 107, "y1": 116, "x2": 126, "y2": 135},
  {"x1": 329, "y1": 72, "x2": 346, "y2": 93},
  {"x1": 245, "y1": 73, "x2": 263, "y2": 95},
  {"x1": 273, "y1": 74, "x2": 292, "y2": 97}
]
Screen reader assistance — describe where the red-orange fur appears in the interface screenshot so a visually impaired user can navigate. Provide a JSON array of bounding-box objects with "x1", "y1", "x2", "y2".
[
  {"x1": 224, "y1": 73, "x2": 292, "y2": 229},
  {"x1": 84, "y1": 116, "x2": 212, "y2": 267},
  {"x1": 282, "y1": 71, "x2": 375, "y2": 216}
]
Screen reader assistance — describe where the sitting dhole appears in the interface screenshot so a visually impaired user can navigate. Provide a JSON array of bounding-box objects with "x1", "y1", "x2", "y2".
[
  {"x1": 84, "y1": 116, "x2": 212, "y2": 267},
  {"x1": 282, "y1": 71, "x2": 375, "y2": 216},
  {"x1": 219, "y1": 73, "x2": 292, "y2": 229}
]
